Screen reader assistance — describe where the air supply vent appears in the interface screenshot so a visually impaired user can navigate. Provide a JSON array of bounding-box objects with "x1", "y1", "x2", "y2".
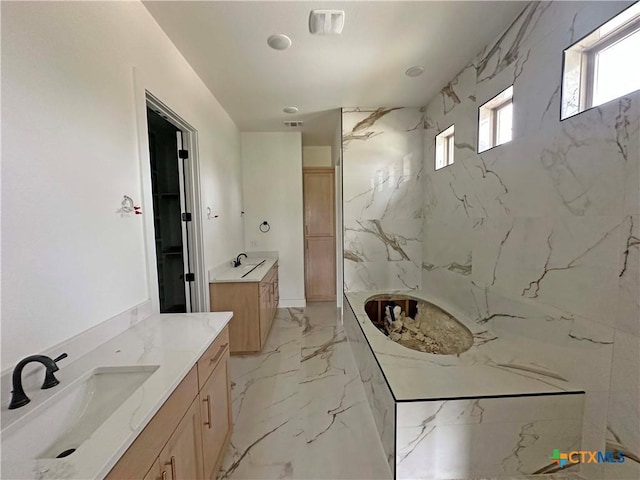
[
  {"x1": 309, "y1": 10, "x2": 345, "y2": 35},
  {"x1": 283, "y1": 121, "x2": 303, "y2": 127}
]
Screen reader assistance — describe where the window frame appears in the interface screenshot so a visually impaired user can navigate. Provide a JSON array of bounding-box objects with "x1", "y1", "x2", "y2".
[
  {"x1": 492, "y1": 97, "x2": 513, "y2": 147},
  {"x1": 444, "y1": 130, "x2": 455, "y2": 167},
  {"x1": 561, "y1": 3, "x2": 640, "y2": 120},
  {"x1": 434, "y1": 124, "x2": 455, "y2": 171},
  {"x1": 585, "y1": 17, "x2": 640, "y2": 109},
  {"x1": 477, "y1": 85, "x2": 514, "y2": 153}
]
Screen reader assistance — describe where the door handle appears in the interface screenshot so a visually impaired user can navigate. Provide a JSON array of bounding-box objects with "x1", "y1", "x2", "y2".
[
  {"x1": 209, "y1": 344, "x2": 228, "y2": 364},
  {"x1": 203, "y1": 394, "x2": 212, "y2": 428},
  {"x1": 164, "y1": 456, "x2": 176, "y2": 480}
]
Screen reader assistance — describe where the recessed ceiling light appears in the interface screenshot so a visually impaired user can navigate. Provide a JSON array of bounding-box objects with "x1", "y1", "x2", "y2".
[
  {"x1": 283, "y1": 106, "x2": 299, "y2": 114},
  {"x1": 405, "y1": 65, "x2": 425, "y2": 77},
  {"x1": 267, "y1": 34, "x2": 292, "y2": 51}
]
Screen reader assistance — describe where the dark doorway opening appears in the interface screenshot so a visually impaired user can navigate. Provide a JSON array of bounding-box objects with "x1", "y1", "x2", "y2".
[{"x1": 147, "y1": 107, "x2": 191, "y2": 313}]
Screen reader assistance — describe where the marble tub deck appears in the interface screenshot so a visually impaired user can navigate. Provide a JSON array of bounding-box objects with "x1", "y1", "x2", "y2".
[{"x1": 345, "y1": 291, "x2": 586, "y2": 400}]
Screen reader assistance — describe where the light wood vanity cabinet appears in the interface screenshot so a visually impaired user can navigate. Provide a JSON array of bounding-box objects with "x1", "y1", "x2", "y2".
[
  {"x1": 106, "y1": 326, "x2": 232, "y2": 480},
  {"x1": 210, "y1": 262, "x2": 278, "y2": 354}
]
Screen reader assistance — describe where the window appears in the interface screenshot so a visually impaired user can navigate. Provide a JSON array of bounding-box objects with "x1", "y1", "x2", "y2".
[
  {"x1": 478, "y1": 85, "x2": 513, "y2": 153},
  {"x1": 435, "y1": 125, "x2": 455, "y2": 170},
  {"x1": 561, "y1": 2, "x2": 640, "y2": 119}
]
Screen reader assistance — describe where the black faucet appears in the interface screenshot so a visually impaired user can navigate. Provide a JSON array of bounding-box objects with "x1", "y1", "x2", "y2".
[
  {"x1": 9, "y1": 353, "x2": 68, "y2": 410},
  {"x1": 233, "y1": 253, "x2": 248, "y2": 267}
]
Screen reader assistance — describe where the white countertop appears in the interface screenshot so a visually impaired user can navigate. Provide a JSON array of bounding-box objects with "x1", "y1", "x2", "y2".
[
  {"x1": 209, "y1": 257, "x2": 277, "y2": 283},
  {"x1": 0, "y1": 312, "x2": 232, "y2": 480}
]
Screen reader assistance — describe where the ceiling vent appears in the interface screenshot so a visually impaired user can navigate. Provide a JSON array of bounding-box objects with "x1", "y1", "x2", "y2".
[
  {"x1": 309, "y1": 10, "x2": 345, "y2": 35},
  {"x1": 283, "y1": 121, "x2": 303, "y2": 127}
]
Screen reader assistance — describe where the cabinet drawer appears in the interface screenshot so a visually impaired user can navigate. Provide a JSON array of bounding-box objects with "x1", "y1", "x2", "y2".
[{"x1": 197, "y1": 326, "x2": 229, "y2": 389}]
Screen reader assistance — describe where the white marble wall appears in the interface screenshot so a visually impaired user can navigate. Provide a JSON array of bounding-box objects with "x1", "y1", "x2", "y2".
[
  {"x1": 421, "y1": 2, "x2": 639, "y2": 478},
  {"x1": 342, "y1": 107, "x2": 424, "y2": 292},
  {"x1": 396, "y1": 395, "x2": 583, "y2": 479},
  {"x1": 343, "y1": 296, "x2": 396, "y2": 475}
]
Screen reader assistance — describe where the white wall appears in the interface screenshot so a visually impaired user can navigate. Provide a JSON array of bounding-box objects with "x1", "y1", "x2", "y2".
[
  {"x1": 241, "y1": 132, "x2": 305, "y2": 307},
  {"x1": 302, "y1": 146, "x2": 331, "y2": 167},
  {"x1": 1, "y1": 1, "x2": 243, "y2": 367}
]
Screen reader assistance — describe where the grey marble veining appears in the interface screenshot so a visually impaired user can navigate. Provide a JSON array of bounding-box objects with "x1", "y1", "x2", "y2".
[
  {"x1": 342, "y1": 107, "x2": 424, "y2": 293},
  {"x1": 343, "y1": 297, "x2": 396, "y2": 474},
  {"x1": 219, "y1": 304, "x2": 392, "y2": 480}
]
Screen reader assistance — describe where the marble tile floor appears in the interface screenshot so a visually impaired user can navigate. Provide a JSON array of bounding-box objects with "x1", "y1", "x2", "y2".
[
  {"x1": 217, "y1": 303, "x2": 588, "y2": 480},
  {"x1": 218, "y1": 303, "x2": 393, "y2": 480}
]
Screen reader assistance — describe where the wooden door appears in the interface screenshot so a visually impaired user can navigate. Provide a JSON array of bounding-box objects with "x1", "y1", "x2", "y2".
[
  {"x1": 200, "y1": 354, "x2": 232, "y2": 480},
  {"x1": 303, "y1": 168, "x2": 336, "y2": 301},
  {"x1": 159, "y1": 398, "x2": 204, "y2": 480}
]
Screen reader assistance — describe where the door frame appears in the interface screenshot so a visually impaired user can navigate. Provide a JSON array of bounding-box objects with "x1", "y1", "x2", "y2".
[{"x1": 141, "y1": 92, "x2": 208, "y2": 313}]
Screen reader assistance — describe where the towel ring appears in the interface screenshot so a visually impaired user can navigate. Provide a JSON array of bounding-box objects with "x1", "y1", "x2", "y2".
[{"x1": 259, "y1": 221, "x2": 270, "y2": 233}]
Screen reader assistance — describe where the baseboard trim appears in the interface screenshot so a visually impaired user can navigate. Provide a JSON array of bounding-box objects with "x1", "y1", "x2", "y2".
[{"x1": 278, "y1": 298, "x2": 307, "y2": 308}]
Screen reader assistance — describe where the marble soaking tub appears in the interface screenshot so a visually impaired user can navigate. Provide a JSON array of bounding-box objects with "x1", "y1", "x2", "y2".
[{"x1": 343, "y1": 290, "x2": 586, "y2": 480}]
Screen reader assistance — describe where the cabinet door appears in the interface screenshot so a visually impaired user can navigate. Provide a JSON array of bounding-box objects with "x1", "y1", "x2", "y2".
[
  {"x1": 273, "y1": 269, "x2": 279, "y2": 307},
  {"x1": 258, "y1": 282, "x2": 270, "y2": 346},
  {"x1": 305, "y1": 237, "x2": 336, "y2": 300},
  {"x1": 200, "y1": 354, "x2": 232, "y2": 480},
  {"x1": 143, "y1": 459, "x2": 161, "y2": 480},
  {"x1": 159, "y1": 398, "x2": 204, "y2": 480}
]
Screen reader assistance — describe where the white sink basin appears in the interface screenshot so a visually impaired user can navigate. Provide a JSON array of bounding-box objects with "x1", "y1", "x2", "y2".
[{"x1": 1, "y1": 365, "x2": 159, "y2": 461}]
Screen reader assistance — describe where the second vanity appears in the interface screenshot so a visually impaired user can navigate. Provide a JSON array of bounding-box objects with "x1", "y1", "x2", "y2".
[
  {"x1": 0, "y1": 312, "x2": 233, "y2": 480},
  {"x1": 209, "y1": 256, "x2": 279, "y2": 354}
]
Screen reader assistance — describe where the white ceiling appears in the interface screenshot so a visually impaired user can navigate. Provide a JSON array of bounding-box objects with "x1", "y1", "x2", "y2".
[{"x1": 143, "y1": 1, "x2": 525, "y2": 145}]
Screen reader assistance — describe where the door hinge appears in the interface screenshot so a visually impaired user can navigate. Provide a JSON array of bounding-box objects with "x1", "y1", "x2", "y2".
[
  {"x1": 185, "y1": 273, "x2": 195, "y2": 282},
  {"x1": 178, "y1": 149, "x2": 189, "y2": 159},
  {"x1": 181, "y1": 212, "x2": 192, "y2": 222}
]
